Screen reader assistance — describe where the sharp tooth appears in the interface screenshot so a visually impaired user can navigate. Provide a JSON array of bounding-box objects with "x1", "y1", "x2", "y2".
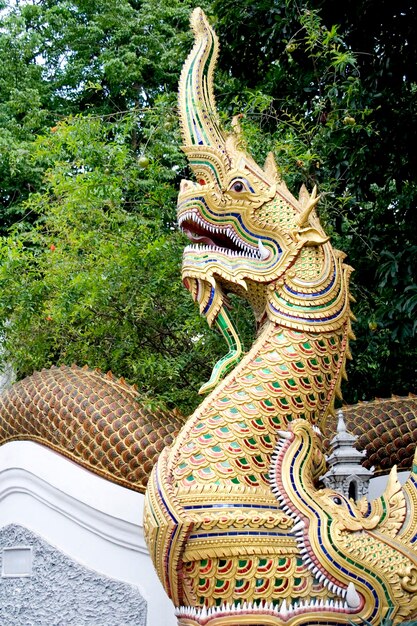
[
  {"x1": 346, "y1": 582, "x2": 361, "y2": 609},
  {"x1": 281, "y1": 599, "x2": 288, "y2": 616},
  {"x1": 258, "y1": 238, "x2": 270, "y2": 260},
  {"x1": 292, "y1": 520, "x2": 305, "y2": 533}
]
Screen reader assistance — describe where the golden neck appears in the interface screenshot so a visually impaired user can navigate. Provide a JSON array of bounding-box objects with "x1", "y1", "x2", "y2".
[{"x1": 168, "y1": 317, "x2": 350, "y2": 492}]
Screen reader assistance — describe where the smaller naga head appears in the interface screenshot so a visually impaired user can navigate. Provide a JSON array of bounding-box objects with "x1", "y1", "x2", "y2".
[
  {"x1": 270, "y1": 420, "x2": 417, "y2": 624},
  {"x1": 177, "y1": 8, "x2": 351, "y2": 338}
]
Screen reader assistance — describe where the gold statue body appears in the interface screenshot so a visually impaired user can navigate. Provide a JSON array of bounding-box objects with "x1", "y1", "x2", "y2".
[{"x1": 144, "y1": 9, "x2": 417, "y2": 625}]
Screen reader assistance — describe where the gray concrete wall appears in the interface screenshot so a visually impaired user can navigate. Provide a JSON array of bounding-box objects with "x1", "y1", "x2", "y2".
[{"x1": 0, "y1": 525, "x2": 147, "y2": 626}]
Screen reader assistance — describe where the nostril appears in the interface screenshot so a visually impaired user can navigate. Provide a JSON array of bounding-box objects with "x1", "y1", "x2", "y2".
[{"x1": 180, "y1": 179, "x2": 193, "y2": 193}]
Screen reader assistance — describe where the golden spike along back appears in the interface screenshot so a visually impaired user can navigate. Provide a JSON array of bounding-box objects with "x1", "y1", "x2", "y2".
[{"x1": 144, "y1": 9, "x2": 417, "y2": 625}]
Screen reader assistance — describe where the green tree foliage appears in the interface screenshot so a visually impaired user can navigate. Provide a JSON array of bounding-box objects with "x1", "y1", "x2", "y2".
[
  {"x1": 0, "y1": 0, "x2": 415, "y2": 411},
  {"x1": 0, "y1": 110, "x2": 237, "y2": 414},
  {"x1": 0, "y1": 0, "x2": 237, "y2": 414},
  {"x1": 0, "y1": 0, "x2": 200, "y2": 229}
]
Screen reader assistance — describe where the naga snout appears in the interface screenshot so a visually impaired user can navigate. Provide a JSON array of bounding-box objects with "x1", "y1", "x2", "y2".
[{"x1": 180, "y1": 179, "x2": 202, "y2": 194}]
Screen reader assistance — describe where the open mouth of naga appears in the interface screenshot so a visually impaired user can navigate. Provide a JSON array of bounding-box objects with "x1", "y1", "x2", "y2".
[{"x1": 178, "y1": 209, "x2": 270, "y2": 261}]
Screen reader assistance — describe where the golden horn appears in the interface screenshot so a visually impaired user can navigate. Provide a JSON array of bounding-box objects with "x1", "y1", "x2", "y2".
[{"x1": 296, "y1": 185, "x2": 320, "y2": 227}]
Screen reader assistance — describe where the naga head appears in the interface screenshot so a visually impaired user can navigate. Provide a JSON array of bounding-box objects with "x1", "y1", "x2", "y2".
[
  {"x1": 178, "y1": 9, "x2": 352, "y2": 334},
  {"x1": 270, "y1": 420, "x2": 417, "y2": 624}
]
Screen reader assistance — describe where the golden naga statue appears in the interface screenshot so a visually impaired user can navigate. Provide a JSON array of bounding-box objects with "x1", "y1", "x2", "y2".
[{"x1": 143, "y1": 9, "x2": 417, "y2": 625}]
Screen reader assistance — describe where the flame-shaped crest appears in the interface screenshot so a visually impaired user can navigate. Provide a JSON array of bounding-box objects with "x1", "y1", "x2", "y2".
[
  {"x1": 178, "y1": 8, "x2": 226, "y2": 153},
  {"x1": 178, "y1": 8, "x2": 275, "y2": 188}
]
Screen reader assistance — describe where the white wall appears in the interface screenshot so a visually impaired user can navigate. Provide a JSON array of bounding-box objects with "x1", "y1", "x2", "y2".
[{"x1": 0, "y1": 441, "x2": 176, "y2": 626}]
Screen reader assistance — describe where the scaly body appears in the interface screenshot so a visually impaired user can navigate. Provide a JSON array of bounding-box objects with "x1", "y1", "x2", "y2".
[
  {"x1": 0, "y1": 364, "x2": 183, "y2": 492},
  {"x1": 144, "y1": 9, "x2": 417, "y2": 625}
]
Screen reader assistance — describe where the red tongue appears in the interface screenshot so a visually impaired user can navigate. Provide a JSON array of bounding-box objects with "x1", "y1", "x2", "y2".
[{"x1": 184, "y1": 228, "x2": 216, "y2": 246}]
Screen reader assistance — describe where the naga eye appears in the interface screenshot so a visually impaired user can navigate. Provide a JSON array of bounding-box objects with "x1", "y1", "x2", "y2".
[
  {"x1": 227, "y1": 177, "x2": 254, "y2": 195},
  {"x1": 332, "y1": 496, "x2": 344, "y2": 506},
  {"x1": 231, "y1": 181, "x2": 244, "y2": 192}
]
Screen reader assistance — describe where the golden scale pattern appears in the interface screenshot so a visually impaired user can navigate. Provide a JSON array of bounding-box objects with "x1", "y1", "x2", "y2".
[
  {"x1": 255, "y1": 196, "x2": 298, "y2": 230},
  {"x1": 171, "y1": 323, "x2": 346, "y2": 490},
  {"x1": 338, "y1": 530, "x2": 417, "y2": 619},
  {"x1": 325, "y1": 394, "x2": 417, "y2": 476},
  {"x1": 296, "y1": 246, "x2": 325, "y2": 280},
  {"x1": 255, "y1": 194, "x2": 326, "y2": 282},
  {"x1": 2, "y1": 365, "x2": 415, "y2": 499},
  {"x1": 152, "y1": 321, "x2": 349, "y2": 611},
  {"x1": 181, "y1": 555, "x2": 334, "y2": 608},
  {"x1": 0, "y1": 364, "x2": 184, "y2": 493}
]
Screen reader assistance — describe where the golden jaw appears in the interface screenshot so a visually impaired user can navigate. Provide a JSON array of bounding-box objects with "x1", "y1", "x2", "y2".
[{"x1": 177, "y1": 183, "x2": 295, "y2": 292}]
